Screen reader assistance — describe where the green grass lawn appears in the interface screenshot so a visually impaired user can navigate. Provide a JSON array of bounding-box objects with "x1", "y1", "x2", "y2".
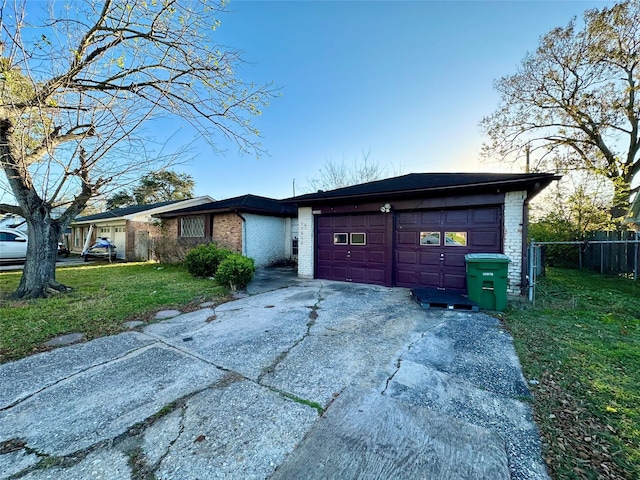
[
  {"x1": 503, "y1": 268, "x2": 640, "y2": 480},
  {"x1": 0, "y1": 262, "x2": 228, "y2": 363}
]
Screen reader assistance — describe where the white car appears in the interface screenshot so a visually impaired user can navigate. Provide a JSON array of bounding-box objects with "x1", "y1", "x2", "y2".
[{"x1": 0, "y1": 228, "x2": 28, "y2": 262}]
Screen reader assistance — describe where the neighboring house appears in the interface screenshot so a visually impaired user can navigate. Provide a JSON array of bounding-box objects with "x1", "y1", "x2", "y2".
[
  {"x1": 625, "y1": 192, "x2": 640, "y2": 231},
  {"x1": 71, "y1": 197, "x2": 213, "y2": 261},
  {"x1": 154, "y1": 194, "x2": 298, "y2": 267},
  {"x1": 291, "y1": 172, "x2": 559, "y2": 296}
]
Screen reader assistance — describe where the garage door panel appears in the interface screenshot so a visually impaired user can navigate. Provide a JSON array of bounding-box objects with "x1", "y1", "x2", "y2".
[
  {"x1": 396, "y1": 269, "x2": 417, "y2": 285},
  {"x1": 333, "y1": 266, "x2": 348, "y2": 279},
  {"x1": 471, "y1": 231, "x2": 500, "y2": 247},
  {"x1": 350, "y1": 267, "x2": 366, "y2": 283},
  {"x1": 316, "y1": 213, "x2": 390, "y2": 285},
  {"x1": 317, "y1": 217, "x2": 333, "y2": 228},
  {"x1": 367, "y1": 268, "x2": 386, "y2": 283},
  {"x1": 419, "y1": 251, "x2": 440, "y2": 266},
  {"x1": 443, "y1": 209, "x2": 469, "y2": 225},
  {"x1": 444, "y1": 253, "x2": 466, "y2": 267},
  {"x1": 317, "y1": 233, "x2": 334, "y2": 247},
  {"x1": 420, "y1": 211, "x2": 441, "y2": 224},
  {"x1": 350, "y1": 250, "x2": 366, "y2": 262},
  {"x1": 419, "y1": 270, "x2": 440, "y2": 286},
  {"x1": 395, "y1": 207, "x2": 501, "y2": 290},
  {"x1": 369, "y1": 251, "x2": 385, "y2": 264},
  {"x1": 397, "y1": 250, "x2": 418, "y2": 264},
  {"x1": 317, "y1": 265, "x2": 334, "y2": 278},
  {"x1": 443, "y1": 272, "x2": 466, "y2": 290},
  {"x1": 472, "y1": 208, "x2": 500, "y2": 224},
  {"x1": 317, "y1": 250, "x2": 333, "y2": 262},
  {"x1": 397, "y1": 212, "x2": 419, "y2": 226},
  {"x1": 333, "y1": 250, "x2": 349, "y2": 262},
  {"x1": 397, "y1": 230, "x2": 417, "y2": 245},
  {"x1": 368, "y1": 232, "x2": 385, "y2": 245}
]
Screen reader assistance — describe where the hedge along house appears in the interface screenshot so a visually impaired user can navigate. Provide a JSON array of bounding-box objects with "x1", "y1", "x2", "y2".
[
  {"x1": 71, "y1": 196, "x2": 213, "y2": 261},
  {"x1": 153, "y1": 194, "x2": 298, "y2": 267},
  {"x1": 293, "y1": 173, "x2": 559, "y2": 296}
]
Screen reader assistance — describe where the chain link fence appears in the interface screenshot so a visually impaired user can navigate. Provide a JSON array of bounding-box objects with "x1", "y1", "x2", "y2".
[{"x1": 527, "y1": 231, "x2": 639, "y2": 303}]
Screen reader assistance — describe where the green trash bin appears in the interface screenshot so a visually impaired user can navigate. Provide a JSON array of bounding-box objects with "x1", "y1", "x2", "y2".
[{"x1": 465, "y1": 253, "x2": 511, "y2": 311}]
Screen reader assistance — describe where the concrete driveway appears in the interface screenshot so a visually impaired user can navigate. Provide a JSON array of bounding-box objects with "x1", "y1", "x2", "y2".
[{"x1": 0, "y1": 280, "x2": 548, "y2": 480}]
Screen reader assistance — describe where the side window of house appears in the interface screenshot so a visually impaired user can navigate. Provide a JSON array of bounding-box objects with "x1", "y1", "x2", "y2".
[
  {"x1": 181, "y1": 216, "x2": 205, "y2": 237},
  {"x1": 74, "y1": 230, "x2": 81, "y2": 247},
  {"x1": 292, "y1": 236, "x2": 299, "y2": 256}
]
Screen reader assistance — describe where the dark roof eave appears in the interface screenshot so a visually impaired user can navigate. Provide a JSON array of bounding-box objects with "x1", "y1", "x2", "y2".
[
  {"x1": 155, "y1": 206, "x2": 296, "y2": 218},
  {"x1": 293, "y1": 175, "x2": 561, "y2": 206}
]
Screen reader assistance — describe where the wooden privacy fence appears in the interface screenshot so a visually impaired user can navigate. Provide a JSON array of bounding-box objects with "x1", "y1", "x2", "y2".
[{"x1": 527, "y1": 231, "x2": 639, "y2": 303}]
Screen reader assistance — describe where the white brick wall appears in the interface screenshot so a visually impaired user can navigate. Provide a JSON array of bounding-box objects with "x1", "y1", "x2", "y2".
[
  {"x1": 503, "y1": 191, "x2": 526, "y2": 295},
  {"x1": 243, "y1": 214, "x2": 287, "y2": 267},
  {"x1": 297, "y1": 207, "x2": 314, "y2": 278}
]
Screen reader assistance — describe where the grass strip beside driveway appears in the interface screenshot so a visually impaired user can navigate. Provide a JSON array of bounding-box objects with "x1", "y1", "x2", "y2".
[
  {"x1": 0, "y1": 262, "x2": 228, "y2": 363},
  {"x1": 503, "y1": 268, "x2": 639, "y2": 480}
]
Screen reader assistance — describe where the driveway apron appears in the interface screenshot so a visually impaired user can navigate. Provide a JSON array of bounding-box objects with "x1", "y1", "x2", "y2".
[{"x1": 0, "y1": 281, "x2": 548, "y2": 480}]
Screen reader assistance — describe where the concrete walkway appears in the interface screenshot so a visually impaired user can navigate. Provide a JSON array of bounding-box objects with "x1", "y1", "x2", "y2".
[{"x1": 0, "y1": 280, "x2": 548, "y2": 480}]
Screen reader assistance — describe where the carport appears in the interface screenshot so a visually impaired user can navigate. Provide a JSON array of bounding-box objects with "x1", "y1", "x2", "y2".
[{"x1": 293, "y1": 173, "x2": 558, "y2": 295}]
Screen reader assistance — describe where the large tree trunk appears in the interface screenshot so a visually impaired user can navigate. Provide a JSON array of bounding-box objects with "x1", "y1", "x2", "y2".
[{"x1": 13, "y1": 211, "x2": 71, "y2": 299}]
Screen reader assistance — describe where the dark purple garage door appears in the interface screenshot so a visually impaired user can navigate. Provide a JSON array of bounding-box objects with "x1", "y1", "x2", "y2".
[
  {"x1": 316, "y1": 214, "x2": 390, "y2": 286},
  {"x1": 395, "y1": 207, "x2": 502, "y2": 291}
]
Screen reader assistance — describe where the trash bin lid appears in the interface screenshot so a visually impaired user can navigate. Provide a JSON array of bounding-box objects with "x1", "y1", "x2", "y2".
[{"x1": 465, "y1": 253, "x2": 511, "y2": 263}]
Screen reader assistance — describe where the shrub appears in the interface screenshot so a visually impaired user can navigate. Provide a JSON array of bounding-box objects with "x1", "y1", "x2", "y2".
[
  {"x1": 184, "y1": 243, "x2": 232, "y2": 277},
  {"x1": 152, "y1": 236, "x2": 212, "y2": 264},
  {"x1": 215, "y1": 254, "x2": 255, "y2": 290}
]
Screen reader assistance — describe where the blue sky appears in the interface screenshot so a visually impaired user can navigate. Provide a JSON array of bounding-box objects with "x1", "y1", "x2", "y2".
[
  {"x1": 6, "y1": 0, "x2": 613, "y2": 205},
  {"x1": 176, "y1": 0, "x2": 613, "y2": 200}
]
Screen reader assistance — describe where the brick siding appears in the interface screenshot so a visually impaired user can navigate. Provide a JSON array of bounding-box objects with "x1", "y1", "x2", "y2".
[
  {"x1": 503, "y1": 190, "x2": 527, "y2": 295},
  {"x1": 212, "y1": 213, "x2": 243, "y2": 253},
  {"x1": 297, "y1": 207, "x2": 314, "y2": 278}
]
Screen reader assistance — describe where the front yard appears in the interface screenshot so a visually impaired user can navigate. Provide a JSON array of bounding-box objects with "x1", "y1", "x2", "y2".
[
  {"x1": 504, "y1": 268, "x2": 639, "y2": 480},
  {"x1": 1, "y1": 263, "x2": 638, "y2": 479},
  {"x1": 0, "y1": 262, "x2": 228, "y2": 363}
]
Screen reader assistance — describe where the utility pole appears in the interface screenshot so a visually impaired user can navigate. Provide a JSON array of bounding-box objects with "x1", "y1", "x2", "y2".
[
  {"x1": 525, "y1": 145, "x2": 530, "y2": 173},
  {"x1": 292, "y1": 179, "x2": 296, "y2": 197}
]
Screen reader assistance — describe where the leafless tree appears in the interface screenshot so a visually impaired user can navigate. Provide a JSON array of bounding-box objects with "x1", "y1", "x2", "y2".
[
  {"x1": 305, "y1": 151, "x2": 399, "y2": 193},
  {"x1": 0, "y1": 0, "x2": 275, "y2": 298},
  {"x1": 480, "y1": 0, "x2": 640, "y2": 220}
]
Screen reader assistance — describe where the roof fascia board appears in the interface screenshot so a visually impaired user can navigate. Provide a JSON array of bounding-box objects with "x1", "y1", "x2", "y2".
[
  {"x1": 124, "y1": 196, "x2": 214, "y2": 221},
  {"x1": 295, "y1": 176, "x2": 560, "y2": 206}
]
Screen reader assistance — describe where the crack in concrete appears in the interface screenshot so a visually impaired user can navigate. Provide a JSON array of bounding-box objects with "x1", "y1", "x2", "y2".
[
  {"x1": 0, "y1": 342, "x2": 160, "y2": 412},
  {"x1": 380, "y1": 319, "x2": 448, "y2": 395},
  {"x1": 3, "y1": 290, "x2": 332, "y2": 479},
  {"x1": 256, "y1": 285, "x2": 324, "y2": 384}
]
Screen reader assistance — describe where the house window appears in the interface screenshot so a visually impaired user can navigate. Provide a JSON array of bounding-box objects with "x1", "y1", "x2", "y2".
[
  {"x1": 445, "y1": 232, "x2": 467, "y2": 246},
  {"x1": 420, "y1": 231, "x2": 440, "y2": 246},
  {"x1": 181, "y1": 216, "x2": 205, "y2": 238},
  {"x1": 100, "y1": 227, "x2": 110, "y2": 234},
  {"x1": 292, "y1": 237, "x2": 298, "y2": 256},
  {"x1": 74, "y1": 229, "x2": 81, "y2": 247},
  {"x1": 350, "y1": 233, "x2": 366, "y2": 245},
  {"x1": 334, "y1": 233, "x2": 348, "y2": 245}
]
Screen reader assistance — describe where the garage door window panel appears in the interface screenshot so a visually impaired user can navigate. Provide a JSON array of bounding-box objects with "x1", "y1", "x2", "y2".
[
  {"x1": 420, "y1": 231, "x2": 440, "y2": 245},
  {"x1": 350, "y1": 233, "x2": 366, "y2": 245},
  {"x1": 445, "y1": 232, "x2": 467, "y2": 246},
  {"x1": 333, "y1": 233, "x2": 348, "y2": 245}
]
